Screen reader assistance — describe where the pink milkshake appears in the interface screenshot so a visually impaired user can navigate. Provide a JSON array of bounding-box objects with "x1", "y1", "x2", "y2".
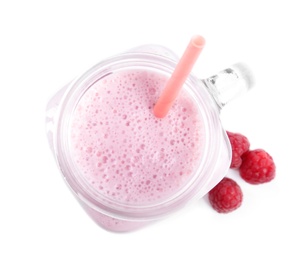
[{"x1": 69, "y1": 69, "x2": 205, "y2": 207}]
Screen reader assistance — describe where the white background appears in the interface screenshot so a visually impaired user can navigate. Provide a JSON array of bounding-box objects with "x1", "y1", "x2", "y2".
[{"x1": 1, "y1": 1, "x2": 307, "y2": 259}]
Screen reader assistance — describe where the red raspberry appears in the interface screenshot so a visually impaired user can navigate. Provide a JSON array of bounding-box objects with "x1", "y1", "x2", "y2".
[
  {"x1": 239, "y1": 149, "x2": 276, "y2": 184},
  {"x1": 227, "y1": 131, "x2": 250, "y2": 168},
  {"x1": 208, "y1": 177, "x2": 243, "y2": 213}
]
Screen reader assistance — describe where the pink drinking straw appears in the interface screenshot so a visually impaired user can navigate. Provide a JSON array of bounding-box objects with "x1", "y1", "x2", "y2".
[{"x1": 153, "y1": 35, "x2": 205, "y2": 118}]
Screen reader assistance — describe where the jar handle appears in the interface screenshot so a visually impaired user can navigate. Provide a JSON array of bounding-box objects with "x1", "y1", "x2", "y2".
[{"x1": 201, "y1": 63, "x2": 255, "y2": 108}]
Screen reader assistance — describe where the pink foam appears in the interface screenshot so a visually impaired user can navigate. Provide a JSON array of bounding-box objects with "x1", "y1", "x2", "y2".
[{"x1": 70, "y1": 69, "x2": 205, "y2": 205}]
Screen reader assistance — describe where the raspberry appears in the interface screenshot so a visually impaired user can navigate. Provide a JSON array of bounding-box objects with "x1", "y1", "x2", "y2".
[
  {"x1": 208, "y1": 177, "x2": 243, "y2": 213},
  {"x1": 239, "y1": 149, "x2": 276, "y2": 184},
  {"x1": 227, "y1": 131, "x2": 250, "y2": 168}
]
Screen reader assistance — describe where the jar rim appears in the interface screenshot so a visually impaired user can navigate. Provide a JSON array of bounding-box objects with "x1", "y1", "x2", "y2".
[{"x1": 54, "y1": 52, "x2": 228, "y2": 220}]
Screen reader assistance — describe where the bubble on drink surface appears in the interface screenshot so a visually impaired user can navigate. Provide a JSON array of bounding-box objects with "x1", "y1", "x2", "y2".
[{"x1": 70, "y1": 69, "x2": 205, "y2": 205}]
